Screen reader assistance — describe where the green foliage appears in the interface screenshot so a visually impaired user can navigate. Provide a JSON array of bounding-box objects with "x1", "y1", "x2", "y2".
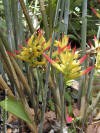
[
  {"x1": 68, "y1": 34, "x2": 78, "y2": 40},
  {"x1": 0, "y1": 97, "x2": 32, "y2": 123},
  {"x1": 65, "y1": 90, "x2": 72, "y2": 114},
  {"x1": 48, "y1": 99, "x2": 55, "y2": 111},
  {"x1": 0, "y1": 0, "x2": 4, "y2": 18},
  {"x1": 70, "y1": 0, "x2": 82, "y2": 10},
  {"x1": 65, "y1": 91, "x2": 71, "y2": 103}
]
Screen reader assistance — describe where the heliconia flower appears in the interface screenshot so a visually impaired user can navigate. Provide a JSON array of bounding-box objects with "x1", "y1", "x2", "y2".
[
  {"x1": 7, "y1": 30, "x2": 53, "y2": 67},
  {"x1": 87, "y1": 36, "x2": 100, "y2": 70},
  {"x1": 91, "y1": 8, "x2": 100, "y2": 19},
  {"x1": 43, "y1": 49, "x2": 94, "y2": 82},
  {"x1": 87, "y1": 36, "x2": 100, "y2": 53},
  {"x1": 7, "y1": 30, "x2": 95, "y2": 71}
]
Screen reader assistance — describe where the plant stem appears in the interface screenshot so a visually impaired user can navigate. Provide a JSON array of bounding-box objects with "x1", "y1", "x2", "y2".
[
  {"x1": 0, "y1": 39, "x2": 37, "y2": 133},
  {"x1": 0, "y1": 29, "x2": 12, "y2": 52},
  {"x1": 60, "y1": 73, "x2": 64, "y2": 133},
  {"x1": 60, "y1": 0, "x2": 65, "y2": 22},
  {"x1": 17, "y1": 1, "x2": 24, "y2": 44},
  {"x1": 19, "y1": 0, "x2": 34, "y2": 34},
  {"x1": 86, "y1": 57, "x2": 95, "y2": 102},
  {"x1": 64, "y1": 0, "x2": 70, "y2": 35},
  {"x1": 87, "y1": 92, "x2": 100, "y2": 115},
  {"x1": 0, "y1": 76, "x2": 14, "y2": 98},
  {"x1": 53, "y1": 0, "x2": 61, "y2": 28},
  {"x1": 39, "y1": 0, "x2": 50, "y2": 40},
  {"x1": 39, "y1": 33, "x2": 55, "y2": 133},
  {"x1": 69, "y1": 22, "x2": 81, "y2": 40},
  {"x1": 49, "y1": 75, "x2": 61, "y2": 118},
  {"x1": 11, "y1": 0, "x2": 19, "y2": 50},
  {"x1": 78, "y1": 0, "x2": 87, "y2": 116},
  {"x1": 2, "y1": 0, "x2": 13, "y2": 49}
]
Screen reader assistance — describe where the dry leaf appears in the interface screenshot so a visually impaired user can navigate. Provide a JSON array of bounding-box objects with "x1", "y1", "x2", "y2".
[
  {"x1": 7, "y1": 128, "x2": 12, "y2": 133},
  {"x1": 73, "y1": 108, "x2": 80, "y2": 117},
  {"x1": 43, "y1": 111, "x2": 56, "y2": 132},
  {"x1": 7, "y1": 113, "x2": 18, "y2": 123},
  {"x1": 86, "y1": 125, "x2": 96, "y2": 133},
  {"x1": 94, "y1": 112, "x2": 100, "y2": 120},
  {"x1": 86, "y1": 124, "x2": 100, "y2": 133},
  {"x1": 97, "y1": 126, "x2": 100, "y2": 133}
]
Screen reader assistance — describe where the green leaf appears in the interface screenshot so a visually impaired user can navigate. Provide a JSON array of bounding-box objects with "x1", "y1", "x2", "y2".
[
  {"x1": 65, "y1": 92, "x2": 72, "y2": 103},
  {"x1": 0, "y1": 97, "x2": 32, "y2": 123},
  {"x1": 48, "y1": 100, "x2": 55, "y2": 111},
  {"x1": 68, "y1": 34, "x2": 77, "y2": 40},
  {"x1": 68, "y1": 105, "x2": 72, "y2": 114}
]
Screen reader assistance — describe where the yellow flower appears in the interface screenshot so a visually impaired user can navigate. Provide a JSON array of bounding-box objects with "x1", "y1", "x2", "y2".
[
  {"x1": 8, "y1": 30, "x2": 52, "y2": 67},
  {"x1": 88, "y1": 35, "x2": 100, "y2": 70},
  {"x1": 43, "y1": 44, "x2": 94, "y2": 82}
]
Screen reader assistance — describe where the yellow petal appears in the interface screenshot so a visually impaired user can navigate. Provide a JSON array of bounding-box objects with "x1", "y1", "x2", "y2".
[
  {"x1": 62, "y1": 35, "x2": 69, "y2": 47},
  {"x1": 52, "y1": 62, "x2": 64, "y2": 73},
  {"x1": 71, "y1": 66, "x2": 81, "y2": 74},
  {"x1": 28, "y1": 35, "x2": 34, "y2": 46}
]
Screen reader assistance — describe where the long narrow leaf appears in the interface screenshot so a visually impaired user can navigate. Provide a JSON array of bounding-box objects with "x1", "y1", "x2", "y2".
[{"x1": 0, "y1": 97, "x2": 32, "y2": 123}]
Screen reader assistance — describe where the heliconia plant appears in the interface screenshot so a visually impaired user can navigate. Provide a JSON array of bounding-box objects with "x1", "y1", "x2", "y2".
[
  {"x1": 1, "y1": 0, "x2": 100, "y2": 132},
  {"x1": 7, "y1": 30, "x2": 52, "y2": 66},
  {"x1": 88, "y1": 35, "x2": 100, "y2": 70}
]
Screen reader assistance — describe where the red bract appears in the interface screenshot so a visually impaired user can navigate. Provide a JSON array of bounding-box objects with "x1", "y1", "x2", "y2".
[
  {"x1": 13, "y1": 49, "x2": 20, "y2": 54},
  {"x1": 7, "y1": 52, "x2": 16, "y2": 57},
  {"x1": 91, "y1": 8, "x2": 97, "y2": 15},
  {"x1": 43, "y1": 46, "x2": 50, "y2": 52},
  {"x1": 67, "y1": 42, "x2": 71, "y2": 49},
  {"x1": 23, "y1": 40, "x2": 28, "y2": 44},
  {"x1": 19, "y1": 45, "x2": 23, "y2": 49},
  {"x1": 38, "y1": 29, "x2": 42, "y2": 40},
  {"x1": 61, "y1": 45, "x2": 67, "y2": 52},
  {"x1": 43, "y1": 54, "x2": 53, "y2": 64},
  {"x1": 58, "y1": 45, "x2": 61, "y2": 54},
  {"x1": 82, "y1": 65, "x2": 95, "y2": 75},
  {"x1": 79, "y1": 54, "x2": 88, "y2": 64},
  {"x1": 41, "y1": 40, "x2": 46, "y2": 46},
  {"x1": 88, "y1": 40, "x2": 93, "y2": 48},
  {"x1": 58, "y1": 45, "x2": 67, "y2": 54},
  {"x1": 72, "y1": 45, "x2": 76, "y2": 54},
  {"x1": 94, "y1": 34, "x2": 96, "y2": 41}
]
